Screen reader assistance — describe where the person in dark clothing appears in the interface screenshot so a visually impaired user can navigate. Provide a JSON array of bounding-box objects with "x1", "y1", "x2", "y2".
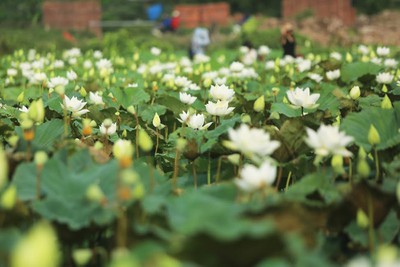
[{"x1": 281, "y1": 23, "x2": 296, "y2": 57}]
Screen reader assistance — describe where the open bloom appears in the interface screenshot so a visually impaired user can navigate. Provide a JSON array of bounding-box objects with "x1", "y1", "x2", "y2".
[
  {"x1": 377, "y1": 46, "x2": 390, "y2": 57},
  {"x1": 227, "y1": 124, "x2": 280, "y2": 158},
  {"x1": 209, "y1": 84, "x2": 235, "y2": 101},
  {"x1": 235, "y1": 161, "x2": 277, "y2": 192},
  {"x1": 88, "y1": 91, "x2": 104, "y2": 105},
  {"x1": 178, "y1": 110, "x2": 190, "y2": 124},
  {"x1": 326, "y1": 69, "x2": 340, "y2": 80},
  {"x1": 286, "y1": 87, "x2": 320, "y2": 109},
  {"x1": 308, "y1": 73, "x2": 323, "y2": 83},
  {"x1": 305, "y1": 124, "x2": 354, "y2": 157},
  {"x1": 48, "y1": 76, "x2": 68, "y2": 90},
  {"x1": 66, "y1": 70, "x2": 77, "y2": 81},
  {"x1": 62, "y1": 95, "x2": 89, "y2": 117},
  {"x1": 205, "y1": 100, "x2": 234, "y2": 116},
  {"x1": 187, "y1": 113, "x2": 212, "y2": 130},
  {"x1": 179, "y1": 92, "x2": 197, "y2": 105},
  {"x1": 376, "y1": 72, "x2": 394, "y2": 84}
]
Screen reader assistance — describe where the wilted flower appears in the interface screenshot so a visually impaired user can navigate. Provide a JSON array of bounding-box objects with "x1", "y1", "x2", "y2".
[
  {"x1": 376, "y1": 72, "x2": 394, "y2": 84},
  {"x1": 235, "y1": 161, "x2": 277, "y2": 192},
  {"x1": 305, "y1": 124, "x2": 354, "y2": 158},
  {"x1": 62, "y1": 95, "x2": 89, "y2": 117},
  {"x1": 286, "y1": 87, "x2": 320, "y2": 109},
  {"x1": 377, "y1": 46, "x2": 390, "y2": 57},
  {"x1": 179, "y1": 92, "x2": 197, "y2": 105},
  {"x1": 187, "y1": 113, "x2": 212, "y2": 130},
  {"x1": 227, "y1": 124, "x2": 280, "y2": 158},
  {"x1": 209, "y1": 84, "x2": 235, "y2": 101},
  {"x1": 99, "y1": 119, "x2": 117, "y2": 135},
  {"x1": 66, "y1": 70, "x2": 77, "y2": 81},
  {"x1": 88, "y1": 91, "x2": 104, "y2": 105},
  {"x1": 205, "y1": 100, "x2": 234, "y2": 116},
  {"x1": 326, "y1": 69, "x2": 341, "y2": 80}
]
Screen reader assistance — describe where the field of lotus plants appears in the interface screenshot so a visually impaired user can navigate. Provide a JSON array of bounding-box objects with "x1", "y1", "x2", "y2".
[{"x1": 0, "y1": 44, "x2": 400, "y2": 267}]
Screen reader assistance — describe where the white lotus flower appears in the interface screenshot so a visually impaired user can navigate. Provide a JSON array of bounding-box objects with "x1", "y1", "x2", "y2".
[
  {"x1": 187, "y1": 113, "x2": 212, "y2": 130},
  {"x1": 235, "y1": 161, "x2": 277, "y2": 192},
  {"x1": 48, "y1": 76, "x2": 68, "y2": 89},
  {"x1": 179, "y1": 92, "x2": 197, "y2": 105},
  {"x1": 29, "y1": 72, "x2": 47, "y2": 85},
  {"x1": 66, "y1": 70, "x2": 77, "y2": 81},
  {"x1": 377, "y1": 46, "x2": 390, "y2": 57},
  {"x1": 150, "y1": 47, "x2": 161, "y2": 56},
  {"x1": 330, "y1": 52, "x2": 342, "y2": 61},
  {"x1": 258, "y1": 45, "x2": 271, "y2": 56},
  {"x1": 213, "y1": 77, "x2": 227, "y2": 85},
  {"x1": 62, "y1": 95, "x2": 89, "y2": 117},
  {"x1": 265, "y1": 60, "x2": 275, "y2": 70},
  {"x1": 209, "y1": 84, "x2": 235, "y2": 101},
  {"x1": 99, "y1": 119, "x2": 117, "y2": 135},
  {"x1": 174, "y1": 76, "x2": 191, "y2": 88},
  {"x1": 88, "y1": 91, "x2": 104, "y2": 105},
  {"x1": 7, "y1": 68, "x2": 17, "y2": 77},
  {"x1": 205, "y1": 100, "x2": 234, "y2": 116},
  {"x1": 286, "y1": 87, "x2": 320, "y2": 109},
  {"x1": 308, "y1": 73, "x2": 323, "y2": 83},
  {"x1": 178, "y1": 110, "x2": 190, "y2": 124},
  {"x1": 358, "y1": 45, "x2": 369, "y2": 55},
  {"x1": 19, "y1": 106, "x2": 28, "y2": 113},
  {"x1": 227, "y1": 124, "x2": 280, "y2": 158},
  {"x1": 96, "y1": 58, "x2": 113, "y2": 72},
  {"x1": 371, "y1": 58, "x2": 382, "y2": 65},
  {"x1": 384, "y1": 58, "x2": 398, "y2": 68},
  {"x1": 83, "y1": 60, "x2": 93, "y2": 69},
  {"x1": 297, "y1": 59, "x2": 312, "y2": 72},
  {"x1": 326, "y1": 69, "x2": 340, "y2": 80},
  {"x1": 230, "y1": 61, "x2": 244, "y2": 72},
  {"x1": 53, "y1": 60, "x2": 64, "y2": 69},
  {"x1": 93, "y1": 50, "x2": 103, "y2": 59},
  {"x1": 304, "y1": 124, "x2": 354, "y2": 157},
  {"x1": 376, "y1": 72, "x2": 394, "y2": 84}
]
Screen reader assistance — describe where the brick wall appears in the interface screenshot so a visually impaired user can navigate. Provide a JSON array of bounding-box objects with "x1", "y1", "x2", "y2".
[
  {"x1": 43, "y1": 0, "x2": 102, "y2": 37},
  {"x1": 282, "y1": 0, "x2": 356, "y2": 25},
  {"x1": 175, "y1": 2, "x2": 230, "y2": 29}
]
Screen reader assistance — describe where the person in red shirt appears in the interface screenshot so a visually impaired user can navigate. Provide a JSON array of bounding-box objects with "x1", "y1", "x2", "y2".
[{"x1": 170, "y1": 10, "x2": 180, "y2": 31}]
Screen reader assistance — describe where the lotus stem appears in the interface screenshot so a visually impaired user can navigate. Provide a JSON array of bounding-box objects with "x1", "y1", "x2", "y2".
[
  {"x1": 216, "y1": 156, "x2": 222, "y2": 183},
  {"x1": 367, "y1": 192, "x2": 375, "y2": 254},
  {"x1": 155, "y1": 128, "x2": 159, "y2": 155},
  {"x1": 374, "y1": 147, "x2": 380, "y2": 182},
  {"x1": 285, "y1": 171, "x2": 292, "y2": 191},
  {"x1": 192, "y1": 160, "x2": 197, "y2": 189},
  {"x1": 207, "y1": 152, "x2": 211, "y2": 185}
]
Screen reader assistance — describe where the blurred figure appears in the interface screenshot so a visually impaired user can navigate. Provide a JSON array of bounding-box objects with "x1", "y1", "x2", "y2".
[
  {"x1": 281, "y1": 23, "x2": 296, "y2": 57},
  {"x1": 189, "y1": 25, "x2": 210, "y2": 59},
  {"x1": 160, "y1": 10, "x2": 180, "y2": 33}
]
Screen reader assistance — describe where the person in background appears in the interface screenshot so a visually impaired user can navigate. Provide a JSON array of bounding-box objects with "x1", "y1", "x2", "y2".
[
  {"x1": 281, "y1": 23, "x2": 296, "y2": 57},
  {"x1": 170, "y1": 10, "x2": 180, "y2": 32},
  {"x1": 189, "y1": 25, "x2": 210, "y2": 59}
]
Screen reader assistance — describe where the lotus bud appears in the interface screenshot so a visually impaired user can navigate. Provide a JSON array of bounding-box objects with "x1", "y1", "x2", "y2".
[
  {"x1": 82, "y1": 119, "x2": 92, "y2": 136},
  {"x1": 28, "y1": 99, "x2": 45, "y2": 123},
  {"x1": 11, "y1": 222, "x2": 61, "y2": 267},
  {"x1": 176, "y1": 138, "x2": 187, "y2": 152},
  {"x1": 17, "y1": 92, "x2": 24, "y2": 103},
  {"x1": 122, "y1": 129, "x2": 127, "y2": 138},
  {"x1": 203, "y1": 78, "x2": 212, "y2": 88},
  {"x1": 120, "y1": 169, "x2": 139, "y2": 185},
  {"x1": 86, "y1": 184, "x2": 105, "y2": 203},
  {"x1": 94, "y1": 141, "x2": 103, "y2": 150},
  {"x1": 133, "y1": 52, "x2": 139, "y2": 61},
  {"x1": 113, "y1": 139, "x2": 134, "y2": 168},
  {"x1": 7, "y1": 135, "x2": 19, "y2": 148},
  {"x1": 1, "y1": 185, "x2": 16, "y2": 210},
  {"x1": 240, "y1": 114, "x2": 251, "y2": 124},
  {"x1": 103, "y1": 118, "x2": 113, "y2": 128},
  {"x1": 127, "y1": 105, "x2": 136, "y2": 115},
  {"x1": 269, "y1": 111, "x2": 280, "y2": 120},
  {"x1": 0, "y1": 146, "x2": 8, "y2": 189},
  {"x1": 382, "y1": 84, "x2": 388, "y2": 93},
  {"x1": 358, "y1": 147, "x2": 367, "y2": 159},
  {"x1": 152, "y1": 112, "x2": 161, "y2": 128},
  {"x1": 79, "y1": 87, "x2": 87, "y2": 97},
  {"x1": 376, "y1": 245, "x2": 398, "y2": 264},
  {"x1": 368, "y1": 124, "x2": 380, "y2": 146},
  {"x1": 272, "y1": 87, "x2": 279, "y2": 96},
  {"x1": 381, "y1": 94, "x2": 393, "y2": 109},
  {"x1": 269, "y1": 76, "x2": 276, "y2": 84},
  {"x1": 138, "y1": 129, "x2": 153, "y2": 152},
  {"x1": 227, "y1": 154, "x2": 241, "y2": 165},
  {"x1": 111, "y1": 76, "x2": 117, "y2": 84},
  {"x1": 345, "y1": 52, "x2": 353, "y2": 63},
  {"x1": 357, "y1": 159, "x2": 370, "y2": 179},
  {"x1": 331, "y1": 155, "x2": 345, "y2": 175},
  {"x1": 356, "y1": 209, "x2": 369, "y2": 229},
  {"x1": 73, "y1": 249, "x2": 92, "y2": 266},
  {"x1": 132, "y1": 183, "x2": 145, "y2": 199},
  {"x1": 34, "y1": 151, "x2": 48, "y2": 168},
  {"x1": 253, "y1": 95, "x2": 265, "y2": 112},
  {"x1": 349, "y1": 86, "x2": 360, "y2": 100}
]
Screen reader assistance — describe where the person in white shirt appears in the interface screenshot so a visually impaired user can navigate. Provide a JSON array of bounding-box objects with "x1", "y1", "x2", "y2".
[{"x1": 190, "y1": 26, "x2": 210, "y2": 59}]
